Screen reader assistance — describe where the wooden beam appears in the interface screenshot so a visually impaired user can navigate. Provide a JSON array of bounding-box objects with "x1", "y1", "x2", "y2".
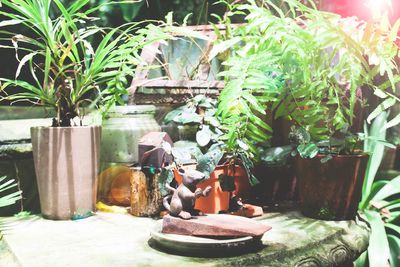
[{"x1": 129, "y1": 80, "x2": 225, "y2": 90}]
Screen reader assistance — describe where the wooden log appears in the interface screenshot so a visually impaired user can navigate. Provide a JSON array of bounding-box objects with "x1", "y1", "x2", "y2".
[{"x1": 130, "y1": 167, "x2": 163, "y2": 217}]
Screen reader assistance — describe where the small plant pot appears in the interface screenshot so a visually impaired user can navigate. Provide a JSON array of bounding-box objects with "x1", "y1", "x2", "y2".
[
  {"x1": 294, "y1": 153, "x2": 369, "y2": 220},
  {"x1": 174, "y1": 166, "x2": 229, "y2": 214},
  {"x1": 173, "y1": 165, "x2": 251, "y2": 213}
]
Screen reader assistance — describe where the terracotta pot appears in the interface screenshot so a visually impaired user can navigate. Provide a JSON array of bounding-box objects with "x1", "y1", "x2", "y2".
[
  {"x1": 228, "y1": 165, "x2": 252, "y2": 201},
  {"x1": 295, "y1": 154, "x2": 369, "y2": 220},
  {"x1": 174, "y1": 165, "x2": 251, "y2": 213},
  {"x1": 31, "y1": 126, "x2": 101, "y2": 220}
]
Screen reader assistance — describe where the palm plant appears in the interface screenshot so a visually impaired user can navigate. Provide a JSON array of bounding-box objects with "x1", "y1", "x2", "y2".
[
  {"x1": 0, "y1": 0, "x2": 172, "y2": 126},
  {"x1": 0, "y1": 176, "x2": 22, "y2": 208},
  {"x1": 355, "y1": 112, "x2": 400, "y2": 267}
]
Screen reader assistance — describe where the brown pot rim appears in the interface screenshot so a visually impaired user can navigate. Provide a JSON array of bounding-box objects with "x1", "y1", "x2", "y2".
[
  {"x1": 216, "y1": 164, "x2": 243, "y2": 168},
  {"x1": 310, "y1": 153, "x2": 370, "y2": 159}
]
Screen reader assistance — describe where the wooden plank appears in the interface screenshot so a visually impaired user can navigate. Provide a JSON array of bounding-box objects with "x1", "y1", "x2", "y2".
[
  {"x1": 132, "y1": 93, "x2": 219, "y2": 105},
  {"x1": 129, "y1": 80, "x2": 225, "y2": 89}
]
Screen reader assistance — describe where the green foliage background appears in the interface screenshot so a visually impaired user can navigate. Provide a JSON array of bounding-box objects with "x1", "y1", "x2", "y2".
[{"x1": 0, "y1": 0, "x2": 226, "y2": 106}]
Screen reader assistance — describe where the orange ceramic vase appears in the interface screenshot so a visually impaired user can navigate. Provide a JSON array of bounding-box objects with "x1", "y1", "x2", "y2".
[{"x1": 174, "y1": 165, "x2": 251, "y2": 214}]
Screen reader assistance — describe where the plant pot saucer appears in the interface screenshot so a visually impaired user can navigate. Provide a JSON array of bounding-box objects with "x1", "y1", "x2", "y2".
[{"x1": 149, "y1": 219, "x2": 265, "y2": 257}]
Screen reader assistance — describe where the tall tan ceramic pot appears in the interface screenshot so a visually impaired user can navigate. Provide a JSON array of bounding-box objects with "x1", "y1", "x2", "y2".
[{"x1": 31, "y1": 126, "x2": 101, "y2": 220}]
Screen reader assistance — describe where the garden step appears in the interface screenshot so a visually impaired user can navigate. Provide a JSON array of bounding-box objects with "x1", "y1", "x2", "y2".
[{"x1": 0, "y1": 210, "x2": 369, "y2": 267}]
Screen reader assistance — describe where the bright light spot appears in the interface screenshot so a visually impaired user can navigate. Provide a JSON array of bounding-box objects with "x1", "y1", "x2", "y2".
[{"x1": 365, "y1": 0, "x2": 392, "y2": 19}]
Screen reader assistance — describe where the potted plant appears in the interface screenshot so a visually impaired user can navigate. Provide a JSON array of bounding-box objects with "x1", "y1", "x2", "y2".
[
  {"x1": 211, "y1": 0, "x2": 400, "y2": 219},
  {"x1": 163, "y1": 95, "x2": 229, "y2": 213},
  {"x1": 163, "y1": 91, "x2": 278, "y2": 212},
  {"x1": 0, "y1": 0, "x2": 171, "y2": 219}
]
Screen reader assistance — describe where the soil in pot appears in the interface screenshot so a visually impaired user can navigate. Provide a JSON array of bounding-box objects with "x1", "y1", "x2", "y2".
[{"x1": 295, "y1": 153, "x2": 369, "y2": 220}]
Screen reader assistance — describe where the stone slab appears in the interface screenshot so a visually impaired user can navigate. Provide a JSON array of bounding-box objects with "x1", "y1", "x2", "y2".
[
  {"x1": 0, "y1": 113, "x2": 100, "y2": 143},
  {"x1": 162, "y1": 214, "x2": 271, "y2": 237},
  {"x1": 0, "y1": 119, "x2": 50, "y2": 143},
  {"x1": 0, "y1": 210, "x2": 370, "y2": 267}
]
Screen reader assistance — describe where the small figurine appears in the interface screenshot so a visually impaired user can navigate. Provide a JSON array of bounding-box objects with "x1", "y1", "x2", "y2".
[{"x1": 163, "y1": 169, "x2": 211, "y2": 220}]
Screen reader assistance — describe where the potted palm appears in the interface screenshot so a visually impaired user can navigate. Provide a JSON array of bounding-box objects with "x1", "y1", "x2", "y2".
[{"x1": 0, "y1": 0, "x2": 171, "y2": 219}]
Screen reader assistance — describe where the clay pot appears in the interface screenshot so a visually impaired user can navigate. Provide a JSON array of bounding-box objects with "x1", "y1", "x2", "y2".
[
  {"x1": 252, "y1": 163, "x2": 297, "y2": 205},
  {"x1": 31, "y1": 126, "x2": 101, "y2": 220},
  {"x1": 295, "y1": 153, "x2": 369, "y2": 220},
  {"x1": 174, "y1": 164, "x2": 251, "y2": 214}
]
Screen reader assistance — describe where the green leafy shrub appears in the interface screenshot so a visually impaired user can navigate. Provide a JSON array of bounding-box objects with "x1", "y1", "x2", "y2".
[
  {"x1": 0, "y1": 0, "x2": 172, "y2": 126},
  {"x1": 211, "y1": 0, "x2": 400, "y2": 151}
]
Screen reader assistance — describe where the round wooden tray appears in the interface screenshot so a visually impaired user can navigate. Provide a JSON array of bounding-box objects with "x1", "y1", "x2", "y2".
[{"x1": 149, "y1": 220, "x2": 263, "y2": 257}]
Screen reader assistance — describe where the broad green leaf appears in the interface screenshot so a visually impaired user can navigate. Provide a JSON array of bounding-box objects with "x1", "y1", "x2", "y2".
[
  {"x1": 354, "y1": 251, "x2": 367, "y2": 267},
  {"x1": 374, "y1": 89, "x2": 388, "y2": 99},
  {"x1": 196, "y1": 128, "x2": 212, "y2": 147},
  {"x1": 367, "y1": 98, "x2": 396, "y2": 124},
  {"x1": 386, "y1": 223, "x2": 400, "y2": 236},
  {"x1": 297, "y1": 143, "x2": 319, "y2": 158},
  {"x1": 383, "y1": 113, "x2": 400, "y2": 131},
  {"x1": 209, "y1": 37, "x2": 241, "y2": 61},
  {"x1": 365, "y1": 210, "x2": 391, "y2": 267},
  {"x1": 371, "y1": 176, "x2": 400, "y2": 202},
  {"x1": 388, "y1": 235, "x2": 400, "y2": 267}
]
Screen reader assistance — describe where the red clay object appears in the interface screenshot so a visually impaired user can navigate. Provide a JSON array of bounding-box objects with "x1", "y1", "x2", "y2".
[{"x1": 162, "y1": 214, "x2": 271, "y2": 237}]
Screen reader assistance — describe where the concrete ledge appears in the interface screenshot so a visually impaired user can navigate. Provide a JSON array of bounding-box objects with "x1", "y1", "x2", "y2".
[
  {"x1": 0, "y1": 119, "x2": 51, "y2": 143},
  {"x1": 0, "y1": 210, "x2": 369, "y2": 267}
]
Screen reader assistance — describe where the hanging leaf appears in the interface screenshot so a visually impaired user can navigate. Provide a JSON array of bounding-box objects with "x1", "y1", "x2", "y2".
[
  {"x1": 196, "y1": 147, "x2": 224, "y2": 179},
  {"x1": 164, "y1": 106, "x2": 185, "y2": 124},
  {"x1": 171, "y1": 147, "x2": 191, "y2": 164},
  {"x1": 297, "y1": 143, "x2": 319, "y2": 158},
  {"x1": 367, "y1": 98, "x2": 396, "y2": 124},
  {"x1": 0, "y1": 19, "x2": 23, "y2": 28},
  {"x1": 237, "y1": 139, "x2": 249, "y2": 151},
  {"x1": 196, "y1": 127, "x2": 212, "y2": 147},
  {"x1": 382, "y1": 113, "x2": 400, "y2": 131},
  {"x1": 15, "y1": 52, "x2": 38, "y2": 79},
  {"x1": 371, "y1": 176, "x2": 400, "y2": 202},
  {"x1": 158, "y1": 169, "x2": 174, "y2": 197},
  {"x1": 173, "y1": 112, "x2": 202, "y2": 124}
]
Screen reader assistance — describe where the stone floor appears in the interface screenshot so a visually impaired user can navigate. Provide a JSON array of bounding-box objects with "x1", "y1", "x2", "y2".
[{"x1": 0, "y1": 211, "x2": 370, "y2": 267}]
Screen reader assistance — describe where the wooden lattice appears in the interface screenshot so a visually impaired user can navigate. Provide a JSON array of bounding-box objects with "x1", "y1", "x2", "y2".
[{"x1": 128, "y1": 25, "x2": 233, "y2": 105}]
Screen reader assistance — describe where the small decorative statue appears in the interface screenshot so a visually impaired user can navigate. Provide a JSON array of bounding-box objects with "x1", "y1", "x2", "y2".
[{"x1": 163, "y1": 168, "x2": 211, "y2": 220}]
